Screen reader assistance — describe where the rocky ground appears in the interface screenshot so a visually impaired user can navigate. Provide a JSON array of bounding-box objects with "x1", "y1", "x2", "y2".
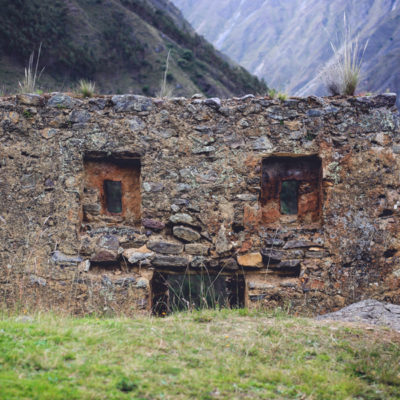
[{"x1": 317, "y1": 299, "x2": 400, "y2": 332}]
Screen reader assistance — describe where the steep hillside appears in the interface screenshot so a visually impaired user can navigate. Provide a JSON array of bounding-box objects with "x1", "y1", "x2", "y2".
[
  {"x1": 173, "y1": 0, "x2": 400, "y2": 101},
  {"x1": 0, "y1": 0, "x2": 267, "y2": 97}
]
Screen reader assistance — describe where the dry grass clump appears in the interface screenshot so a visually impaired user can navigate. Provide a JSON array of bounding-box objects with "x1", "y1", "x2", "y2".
[
  {"x1": 157, "y1": 49, "x2": 175, "y2": 98},
  {"x1": 77, "y1": 80, "x2": 96, "y2": 98},
  {"x1": 18, "y1": 43, "x2": 44, "y2": 94},
  {"x1": 324, "y1": 14, "x2": 368, "y2": 96}
]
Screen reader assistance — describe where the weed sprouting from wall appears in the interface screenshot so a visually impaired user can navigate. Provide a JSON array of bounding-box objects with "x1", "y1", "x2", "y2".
[
  {"x1": 323, "y1": 13, "x2": 369, "y2": 96},
  {"x1": 277, "y1": 92, "x2": 288, "y2": 101},
  {"x1": 19, "y1": 43, "x2": 44, "y2": 94},
  {"x1": 268, "y1": 88, "x2": 277, "y2": 99},
  {"x1": 157, "y1": 49, "x2": 175, "y2": 98},
  {"x1": 77, "y1": 80, "x2": 96, "y2": 98}
]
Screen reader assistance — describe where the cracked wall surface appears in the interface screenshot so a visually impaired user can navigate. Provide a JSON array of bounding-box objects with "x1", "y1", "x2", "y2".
[{"x1": 0, "y1": 92, "x2": 399, "y2": 315}]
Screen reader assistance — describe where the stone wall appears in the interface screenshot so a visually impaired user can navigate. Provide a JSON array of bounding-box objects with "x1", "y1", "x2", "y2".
[{"x1": 0, "y1": 92, "x2": 399, "y2": 315}]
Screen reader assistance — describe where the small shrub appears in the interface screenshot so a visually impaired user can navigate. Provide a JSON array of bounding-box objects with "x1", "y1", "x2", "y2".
[
  {"x1": 166, "y1": 72, "x2": 174, "y2": 82},
  {"x1": 278, "y1": 92, "x2": 287, "y2": 101},
  {"x1": 77, "y1": 80, "x2": 95, "y2": 98},
  {"x1": 116, "y1": 377, "x2": 138, "y2": 392},
  {"x1": 182, "y1": 49, "x2": 193, "y2": 61},
  {"x1": 23, "y1": 110, "x2": 33, "y2": 119},
  {"x1": 177, "y1": 58, "x2": 189, "y2": 68},
  {"x1": 268, "y1": 88, "x2": 277, "y2": 99}
]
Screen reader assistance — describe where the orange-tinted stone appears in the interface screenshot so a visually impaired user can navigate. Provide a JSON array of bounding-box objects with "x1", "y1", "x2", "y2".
[{"x1": 237, "y1": 252, "x2": 262, "y2": 267}]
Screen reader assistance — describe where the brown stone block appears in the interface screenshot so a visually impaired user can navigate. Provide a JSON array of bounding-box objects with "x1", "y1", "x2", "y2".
[
  {"x1": 91, "y1": 249, "x2": 118, "y2": 262},
  {"x1": 142, "y1": 218, "x2": 165, "y2": 230},
  {"x1": 237, "y1": 252, "x2": 262, "y2": 267},
  {"x1": 244, "y1": 204, "x2": 261, "y2": 229},
  {"x1": 309, "y1": 279, "x2": 325, "y2": 290},
  {"x1": 238, "y1": 238, "x2": 253, "y2": 253},
  {"x1": 284, "y1": 120, "x2": 301, "y2": 130},
  {"x1": 260, "y1": 202, "x2": 280, "y2": 224},
  {"x1": 8, "y1": 111, "x2": 19, "y2": 124},
  {"x1": 298, "y1": 191, "x2": 319, "y2": 216}
]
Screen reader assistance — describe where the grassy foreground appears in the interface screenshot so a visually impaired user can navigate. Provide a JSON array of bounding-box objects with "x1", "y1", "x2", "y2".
[{"x1": 0, "y1": 309, "x2": 399, "y2": 400}]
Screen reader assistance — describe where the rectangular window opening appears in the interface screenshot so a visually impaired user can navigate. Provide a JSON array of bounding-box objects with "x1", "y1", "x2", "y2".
[
  {"x1": 104, "y1": 180, "x2": 122, "y2": 213},
  {"x1": 280, "y1": 180, "x2": 299, "y2": 215},
  {"x1": 260, "y1": 155, "x2": 322, "y2": 224},
  {"x1": 82, "y1": 154, "x2": 141, "y2": 223},
  {"x1": 151, "y1": 272, "x2": 245, "y2": 315}
]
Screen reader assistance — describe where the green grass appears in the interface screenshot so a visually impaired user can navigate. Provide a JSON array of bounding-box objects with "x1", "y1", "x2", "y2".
[{"x1": 0, "y1": 310, "x2": 399, "y2": 399}]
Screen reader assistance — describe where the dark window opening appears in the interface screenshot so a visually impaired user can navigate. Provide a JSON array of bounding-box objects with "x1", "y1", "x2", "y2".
[
  {"x1": 151, "y1": 272, "x2": 245, "y2": 315},
  {"x1": 169, "y1": 274, "x2": 227, "y2": 310},
  {"x1": 82, "y1": 154, "x2": 141, "y2": 222},
  {"x1": 260, "y1": 155, "x2": 322, "y2": 224},
  {"x1": 269, "y1": 264, "x2": 301, "y2": 277},
  {"x1": 226, "y1": 274, "x2": 246, "y2": 308},
  {"x1": 104, "y1": 180, "x2": 122, "y2": 213},
  {"x1": 280, "y1": 180, "x2": 299, "y2": 215}
]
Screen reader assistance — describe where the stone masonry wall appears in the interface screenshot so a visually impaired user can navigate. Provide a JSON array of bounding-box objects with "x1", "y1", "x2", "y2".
[{"x1": 0, "y1": 92, "x2": 399, "y2": 315}]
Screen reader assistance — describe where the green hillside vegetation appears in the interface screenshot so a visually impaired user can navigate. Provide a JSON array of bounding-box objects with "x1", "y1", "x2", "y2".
[
  {"x1": 0, "y1": 0, "x2": 267, "y2": 97},
  {"x1": 1, "y1": 310, "x2": 400, "y2": 400}
]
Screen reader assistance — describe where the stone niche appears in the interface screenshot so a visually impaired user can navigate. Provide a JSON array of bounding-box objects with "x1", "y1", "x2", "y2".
[
  {"x1": 260, "y1": 154, "x2": 322, "y2": 226},
  {"x1": 82, "y1": 153, "x2": 141, "y2": 225}
]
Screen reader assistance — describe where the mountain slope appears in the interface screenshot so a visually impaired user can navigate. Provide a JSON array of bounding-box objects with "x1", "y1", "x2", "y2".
[
  {"x1": 173, "y1": 0, "x2": 400, "y2": 101},
  {"x1": 0, "y1": 0, "x2": 267, "y2": 97}
]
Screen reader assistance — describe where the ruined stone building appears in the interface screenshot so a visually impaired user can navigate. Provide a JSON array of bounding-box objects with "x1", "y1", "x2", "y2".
[{"x1": 0, "y1": 92, "x2": 399, "y2": 315}]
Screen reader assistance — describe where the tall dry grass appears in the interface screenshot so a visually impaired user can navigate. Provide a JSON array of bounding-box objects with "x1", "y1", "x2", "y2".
[
  {"x1": 324, "y1": 14, "x2": 369, "y2": 96},
  {"x1": 77, "y1": 80, "x2": 96, "y2": 98},
  {"x1": 18, "y1": 43, "x2": 44, "y2": 94},
  {"x1": 156, "y1": 49, "x2": 174, "y2": 98}
]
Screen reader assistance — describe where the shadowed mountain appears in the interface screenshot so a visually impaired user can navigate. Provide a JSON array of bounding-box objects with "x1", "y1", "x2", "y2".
[{"x1": 0, "y1": 0, "x2": 267, "y2": 97}]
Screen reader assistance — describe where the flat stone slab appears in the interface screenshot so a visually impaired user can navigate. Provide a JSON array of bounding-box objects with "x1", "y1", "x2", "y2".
[
  {"x1": 317, "y1": 299, "x2": 400, "y2": 332},
  {"x1": 147, "y1": 240, "x2": 183, "y2": 254},
  {"x1": 173, "y1": 226, "x2": 201, "y2": 242},
  {"x1": 152, "y1": 255, "x2": 189, "y2": 268}
]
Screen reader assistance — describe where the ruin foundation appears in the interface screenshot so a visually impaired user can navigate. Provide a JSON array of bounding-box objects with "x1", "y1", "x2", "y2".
[{"x1": 0, "y1": 92, "x2": 399, "y2": 315}]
